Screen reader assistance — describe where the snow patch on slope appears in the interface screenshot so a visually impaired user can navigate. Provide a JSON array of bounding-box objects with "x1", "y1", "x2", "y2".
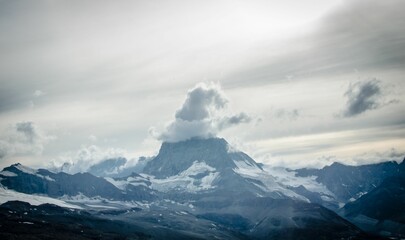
[
  {"x1": 233, "y1": 160, "x2": 308, "y2": 201},
  {"x1": 233, "y1": 160, "x2": 263, "y2": 177},
  {"x1": 105, "y1": 178, "x2": 127, "y2": 190},
  {"x1": 60, "y1": 193, "x2": 151, "y2": 209},
  {"x1": 0, "y1": 171, "x2": 18, "y2": 177},
  {"x1": 149, "y1": 161, "x2": 219, "y2": 192},
  {"x1": 0, "y1": 187, "x2": 82, "y2": 209},
  {"x1": 105, "y1": 175, "x2": 150, "y2": 191},
  {"x1": 14, "y1": 164, "x2": 37, "y2": 175},
  {"x1": 264, "y1": 166, "x2": 334, "y2": 196},
  {"x1": 8, "y1": 164, "x2": 56, "y2": 182}
]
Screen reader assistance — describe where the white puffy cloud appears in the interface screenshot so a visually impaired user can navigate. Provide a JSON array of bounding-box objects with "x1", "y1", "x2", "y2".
[
  {"x1": 0, "y1": 121, "x2": 54, "y2": 160},
  {"x1": 50, "y1": 144, "x2": 127, "y2": 174},
  {"x1": 151, "y1": 82, "x2": 252, "y2": 142}
]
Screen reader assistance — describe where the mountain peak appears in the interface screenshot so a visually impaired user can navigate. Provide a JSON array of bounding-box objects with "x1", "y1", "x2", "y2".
[
  {"x1": 4, "y1": 163, "x2": 36, "y2": 175},
  {"x1": 143, "y1": 137, "x2": 259, "y2": 178},
  {"x1": 329, "y1": 162, "x2": 345, "y2": 168}
]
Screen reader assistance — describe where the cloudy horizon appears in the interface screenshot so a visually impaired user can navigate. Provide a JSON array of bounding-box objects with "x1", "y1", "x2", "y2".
[{"x1": 0, "y1": 0, "x2": 404, "y2": 169}]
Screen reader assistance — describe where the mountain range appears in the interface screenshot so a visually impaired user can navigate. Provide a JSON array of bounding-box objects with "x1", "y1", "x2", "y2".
[{"x1": 1, "y1": 137, "x2": 404, "y2": 239}]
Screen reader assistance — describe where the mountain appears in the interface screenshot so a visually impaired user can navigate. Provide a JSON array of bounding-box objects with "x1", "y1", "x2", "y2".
[
  {"x1": 142, "y1": 138, "x2": 305, "y2": 202},
  {"x1": 341, "y1": 176, "x2": 405, "y2": 237},
  {"x1": 295, "y1": 160, "x2": 404, "y2": 203},
  {"x1": 0, "y1": 199, "x2": 372, "y2": 240},
  {"x1": 144, "y1": 138, "x2": 262, "y2": 178},
  {"x1": 0, "y1": 201, "x2": 152, "y2": 240},
  {"x1": 58, "y1": 156, "x2": 152, "y2": 178},
  {"x1": 0, "y1": 163, "x2": 156, "y2": 201},
  {"x1": 1, "y1": 138, "x2": 400, "y2": 239},
  {"x1": 343, "y1": 176, "x2": 405, "y2": 222}
]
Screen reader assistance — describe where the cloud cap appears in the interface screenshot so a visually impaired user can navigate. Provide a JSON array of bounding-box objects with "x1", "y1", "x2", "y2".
[{"x1": 151, "y1": 82, "x2": 251, "y2": 142}]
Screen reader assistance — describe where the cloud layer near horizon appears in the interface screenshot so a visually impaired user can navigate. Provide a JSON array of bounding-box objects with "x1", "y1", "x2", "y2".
[{"x1": 151, "y1": 83, "x2": 251, "y2": 142}]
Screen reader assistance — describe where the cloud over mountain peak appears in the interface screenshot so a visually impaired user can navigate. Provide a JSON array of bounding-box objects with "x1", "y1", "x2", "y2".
[{"x1": 151, "y1": 82, "x2": 251, "y2": 142}]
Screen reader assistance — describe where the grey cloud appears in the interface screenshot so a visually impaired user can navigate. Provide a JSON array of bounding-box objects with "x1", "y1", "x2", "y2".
[
  {"x1": 152, "y1": 83, "x2": 252, "y2": 142},
  {"x1": 15, "y1": 122, "x2": 39, "y2": 143},
  {"x1": 217, "y1": 112, "x2": 252, "y2": 130},
  {"x1": 152, "y1": 119, "x2": 215, "y2": 143},
  {"x1": 385, "y1": 148, "x2": 405, "y2": 160},
  {"x1": 0, "y1": 121, "x2": 54, "y2": 159},
  {"x1": 223, "y1": 112, "x2": 252, "y2": 125},
  {"x1": 343, "y1": 79, "x2": 381, "y2": 117},
  {"x1": 0, "y1": 145, "x2": 6, "y2": 159},
  {"x1": 342, "y1": 78, "x2": 399, "y2": 117}
]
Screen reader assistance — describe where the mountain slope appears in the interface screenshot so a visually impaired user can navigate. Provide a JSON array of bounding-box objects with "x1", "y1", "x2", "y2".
[
  {"x1": 142, "y1": 138, "x2": 304, "y2": 201},
  {"x1": 341, "y1": 176, "x2": 405, "y2": 238},
  {"x1": 144, "y1": 138, "x2": 262, "y2": 178},
  {"x1": 295, "y1": 160, "x2": 404, "y2": 203},
  {"x1": 0, "y1": 137, "x2": 390, "y2": 239},
  {"x1": 0, "y1": 163, "x2": 156, "y2": 201},
  {"x1": 0, "y1": 199, "x2": 372, "y2": 240},
  {"x1": 343, "y1": 176, "x2": 405, "y2": 222}
]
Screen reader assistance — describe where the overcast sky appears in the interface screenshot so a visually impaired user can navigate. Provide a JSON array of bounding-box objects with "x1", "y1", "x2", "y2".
[{"x1": 0, "y1": 0, "x2": 404, "y2": 169}]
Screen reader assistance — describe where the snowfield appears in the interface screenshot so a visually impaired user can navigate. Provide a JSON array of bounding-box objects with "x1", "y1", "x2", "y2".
[
  {"x1": 233, "y1": 160, "x2": 309, "y2": 201},
  {"x1": 0, "y1": 186, "x2": 82, "y2": 209},
  {"x1": 148, "y1": 161, "x2": 220, "y2": 192}
]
